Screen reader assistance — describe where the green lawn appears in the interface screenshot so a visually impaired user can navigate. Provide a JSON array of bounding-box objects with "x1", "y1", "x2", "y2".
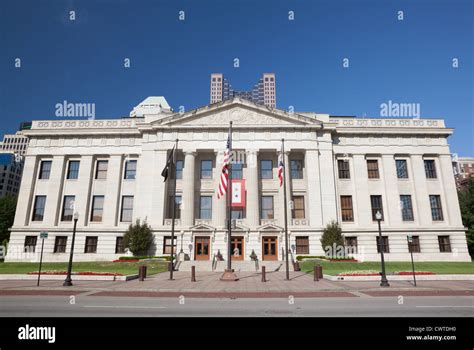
[
  {"x1": 299, "y1": 260, "x2": 474, "y2": 276},
  {"x1": 0, "y1": 261, "x2": 168, "y2": 276}
]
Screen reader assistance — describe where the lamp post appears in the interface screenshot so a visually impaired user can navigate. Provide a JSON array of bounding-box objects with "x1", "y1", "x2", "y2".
[
  {"x1": 407, "y1": 234, "x2": 417, "y2": 287},
  {"x1": 63, "y1": 212, "x2": 79, "y2": 287},
  {"x1": 375, "y1": 211, "x2": 389, "y2": 287}
]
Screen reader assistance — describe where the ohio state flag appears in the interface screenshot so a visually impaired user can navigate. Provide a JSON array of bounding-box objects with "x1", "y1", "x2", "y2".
[{"x1": 231, "y1": 180, "x2": 246, "y2": 207}]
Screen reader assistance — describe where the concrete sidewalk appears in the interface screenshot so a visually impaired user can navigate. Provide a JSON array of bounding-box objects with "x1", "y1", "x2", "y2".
[{"x1": 0, "y1": 271, "x2": 472, "y2": 298}]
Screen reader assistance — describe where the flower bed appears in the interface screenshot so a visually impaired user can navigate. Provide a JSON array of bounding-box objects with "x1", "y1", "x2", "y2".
[
  {"x1": 27, "y1": 271, "x2": 123, "y2": 276},
  {"x1": 112, "y1": 259, "x2": 139, "y2": 263},
  {"x1": 338, "y1": 270, "x2": 435, "y2": 276}
]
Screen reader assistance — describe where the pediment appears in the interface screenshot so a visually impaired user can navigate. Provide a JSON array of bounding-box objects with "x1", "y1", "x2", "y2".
[
  {"x1": 155, "y1": 99, "x2": 321, "y2": 128},
  {"x1": 258, "y1": 223, "x2": 283, "y2": 231},
  {"x1": 189, "y1": 223, "x2": 215, "y2": 231}
]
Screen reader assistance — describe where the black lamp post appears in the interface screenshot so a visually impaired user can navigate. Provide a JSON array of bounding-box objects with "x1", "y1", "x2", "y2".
[
  {"x1": 63, "y1": 212, "x2": 79, "y2": 287},
  {"x1": 375, "y1": 211, "x2": 390, "y2": 287}
]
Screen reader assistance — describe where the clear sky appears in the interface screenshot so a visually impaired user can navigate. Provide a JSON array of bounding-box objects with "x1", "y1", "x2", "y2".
[{"x1": 1, "y1": 0, "x2": 472, "y2": 155}]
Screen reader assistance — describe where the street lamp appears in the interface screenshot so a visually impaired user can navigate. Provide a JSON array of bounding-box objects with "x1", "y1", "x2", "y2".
[
  {"x1": 63, "y1": 211, "x2": 79, "y2": 287},
  {"x1": 407, "y1": 234, "x2": 417, "y2": 287},
  {"x1": 375, "y1": 211, "x2": 390, "y2": 287}
]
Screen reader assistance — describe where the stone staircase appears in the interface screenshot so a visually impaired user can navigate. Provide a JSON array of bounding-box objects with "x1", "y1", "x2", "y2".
[{"x1": 176, "y1": 260, "x2": 286, "y2": 272}]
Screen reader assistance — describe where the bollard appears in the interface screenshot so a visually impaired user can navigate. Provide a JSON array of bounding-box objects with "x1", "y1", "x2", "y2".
[
  {"x1": 261, "y1": 266, "x2": 266, "y2": 282},
  {"x1": 191, "y1": 265, "x2": 196, "y2": 282},
  {"x1": 139, "y1": 265, "x2": 147, "y2": 281},
  {"x1": 317, "y1": 264, "x2": 323, "y2": 279},
  {"x1": 313, "y1": 264, "x2": 319, "y2": 281},
  {"x1": 294, "y1": 261, "x2": 301, "y2": 271}
]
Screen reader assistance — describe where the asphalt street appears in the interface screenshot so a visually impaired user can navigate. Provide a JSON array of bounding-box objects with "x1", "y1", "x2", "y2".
[{"x1": 1, "y1": 295, "x2": 473, "y2": 317}]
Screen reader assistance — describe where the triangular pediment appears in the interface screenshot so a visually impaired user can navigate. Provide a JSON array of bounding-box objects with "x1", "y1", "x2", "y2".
[
  {"x1": 258, "y1": 223, "x2": 283, "y2": 231},
  {"x1": 154, "y1": 98, "x2": 322, "y2": 128},
  {"x1": 189, "y1": 223, "x2": 215, "y2": 231}
]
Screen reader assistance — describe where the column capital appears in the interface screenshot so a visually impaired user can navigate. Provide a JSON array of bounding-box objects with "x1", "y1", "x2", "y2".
[{"x1": 183, "y1": 150, "x2": 197, "y2": 156}]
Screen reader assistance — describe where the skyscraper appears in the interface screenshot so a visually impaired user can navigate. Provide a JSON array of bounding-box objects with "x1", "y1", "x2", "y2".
[{"x1": 210, "y1": 73, "x2": 276, "y2": 108}]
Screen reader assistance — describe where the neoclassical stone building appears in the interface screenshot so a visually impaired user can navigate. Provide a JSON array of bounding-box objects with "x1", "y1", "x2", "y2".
[{"x1": 6, "y1": 97, "x2": 470, "y2": 262}]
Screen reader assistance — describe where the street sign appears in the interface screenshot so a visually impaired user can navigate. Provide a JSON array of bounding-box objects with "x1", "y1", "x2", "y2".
[
  {"x1": 407, "y1": 234, "x2": 413, "y2": 243},
  {"x1": 40, "y1": 232, "x2": 48, "y2": 239}
]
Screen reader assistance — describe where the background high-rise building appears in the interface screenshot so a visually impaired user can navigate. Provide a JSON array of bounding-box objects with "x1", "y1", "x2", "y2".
[{"x1": 210, "y1": 73, "x2": 276, "y2": 108}]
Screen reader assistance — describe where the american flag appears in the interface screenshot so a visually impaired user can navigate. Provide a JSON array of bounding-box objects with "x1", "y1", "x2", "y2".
[
  {"x1": 278, "y1": 145, "x2": 284, "y2": 187},
  {"x1": 217, "y1": 136, "x2": 231, "y2": 199}
]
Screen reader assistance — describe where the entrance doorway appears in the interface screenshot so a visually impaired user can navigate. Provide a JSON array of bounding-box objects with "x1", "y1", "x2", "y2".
[
  {"x1": 194, "y1": 236, "x2": 210, "y2": 260},
  {"x1": 262, "y1": 236, "x2": 278, "y2": 261},
  {"x1": 230, "y1": 236, "x2": 244, "y2": 261}
]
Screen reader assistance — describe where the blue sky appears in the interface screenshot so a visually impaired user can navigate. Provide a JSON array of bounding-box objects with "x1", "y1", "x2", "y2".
[{"x1": 1, "y1": 0, "x2": 472, "y2": 155}]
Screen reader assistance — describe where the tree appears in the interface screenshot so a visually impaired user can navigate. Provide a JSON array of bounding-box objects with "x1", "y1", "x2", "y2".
[
  {"x1": 320, "y1": 220, "x2": 344, "y2": 258},
  {"x1": 458, "y1": 178, "x2": 474, "y2": 257},
  {"x1": 0, "y1": 195, "x2": 17, "y2": 244},
  {"x1": 123, "y1": 219, "x2": 154, "y2": 256}
]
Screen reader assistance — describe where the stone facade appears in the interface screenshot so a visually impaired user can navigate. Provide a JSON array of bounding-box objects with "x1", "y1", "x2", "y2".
[{"x1": 5, "y1": 98, "x2": 470, "y2": 262}]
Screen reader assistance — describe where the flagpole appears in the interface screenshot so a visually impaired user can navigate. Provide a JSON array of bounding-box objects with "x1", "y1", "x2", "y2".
[
  {"x1": 282, "y1": 138, "x2": 290, "y2": 280},
  {"x1": 227, "y1": 121, "x2": 233, "y2": 272},
  {"x1": 169, "y1": 138, "x2": 179, "y2": 280}
]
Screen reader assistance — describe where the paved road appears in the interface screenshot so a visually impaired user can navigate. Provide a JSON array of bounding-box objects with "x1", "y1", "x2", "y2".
[{"x1": 1, "y1": 295, "x2": 473, "y2": 317}]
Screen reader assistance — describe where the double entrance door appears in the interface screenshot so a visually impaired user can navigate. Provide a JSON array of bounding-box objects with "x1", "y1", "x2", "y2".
[
  {"x1": 262, "y1": 236, "x2": 278, "y2": 261},
  {"x1": 194, "y1": 236, "x2": 210, "y2": 260}
]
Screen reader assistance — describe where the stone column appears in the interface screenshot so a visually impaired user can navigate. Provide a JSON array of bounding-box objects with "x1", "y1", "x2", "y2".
[
  {"x1": 305, "y1": 149, "x2": 322, "y2": 227},
  {"x1": 182, "y1": 151, "x2": 196, "y2": 227},
  {"x1": 13, "y1": 155, "x2": 38, "y2": 227},
  {"x1": 213, "y1": 151, "x2": 226, "y2": 228},
  {"x1": 245, "y1": 150, "x2": 259, "y2": 227}
]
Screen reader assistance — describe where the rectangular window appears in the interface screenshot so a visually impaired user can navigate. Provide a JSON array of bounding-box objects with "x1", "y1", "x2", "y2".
[
  {"x1": 260, "y1": 196, "x2": 274, "y2": 219},
  {"x1": 370, "y1": 195, "x2": 384, "y2": 221},
  {"x1": 200, "y1": 160, "x2": 213, "y2": 179},
  {"x1": 39, "y1": 160, "x2": 52, "y2": 179},
  {"x1": 24, "y1": 236, "x2": 37, "y2": 253},
  {"x1": 120, "y1": 196, "x2": 134, "y2": 222},
  {"x1": 438, "y1": 235, "x2": 451, "y2": 253},
  {"x1": 231, "y1": 208, "x2": 245, "y2": 219},
  {"x1": 337, "y1": 160, "x2": 350, "y2": 179},
  {"x1": 163, "y1": 236, "x2": 177, "y2": 254},
  {"x1": 54, "y1": 236, "x2": 67, "y2": 253},
  {"x1": 295, "y1": 236, "x2": 309, "y2": 254},
  {"x1": 67, "y1": 160, "x2": 80, "y2": 179},
  {"x1": 408, "y1": 236, "x2": 420, "y2": 253},
  {"x1": 344, "y1": 236, "x2": 358, "y2": 254},
  {"x1": 340, "y1": 196, "x2": 354, "y2": 222},
  {"x1": 90, "y1": 196, "x2": 104, "y2": 222},
  {"x1": 396, "y1": 159, "x2": 408, "y2": 179},
  {"x1": 199, "y1": 196, "x2": 212, "y2": 219},
  {"x1": 231, "y1": 163, "x2": 243, "y2": 179},
  {"x1": 400, "y1": 195, "x2": 414, "y2": 221},
  {"x1": 95, "y1": 160, "x2": 108, "y2": 179},
  {"x1": 124, "y1": 160, "x2": 137, "y2": 179},
  {"x1": 115, "y1": 237, "x2": 125, "y2": 254},
  {"x1": 424, "y1": 160, "x2": 437, "y2": 179},
  {"x1": 376, "y1": 236, "x2": 389, "y2": 253},
  {"x1": 32, "y1": 196, "x2": 46, "y2": 221},
  {"x1": 429, "y1": 195, "x2": 444, "y2": 221},
  {"x1": 61, "y1": 195, "x2": 76, "y2": 221},
  {"x1": 260, "y1": 160, "x2": 273, "y2": 179},
  {"x1": 168, "y1": 195, "x2": 182, "y2": 219},
  {"x1": 290, "y1": 160, "x2": 303, "y2": 179},
  {"x1": 84, "y1": 236, "x2": 98, "y2": 253},
  {"x1": 175, "y1": 160, "x2": 183, "y2": 180},
  {"x1": 292, "y1": 196, "x2": 305, "y2": 219},
  {"x1": 367, "y1": 160, "x2": 380, "y2": 179}
]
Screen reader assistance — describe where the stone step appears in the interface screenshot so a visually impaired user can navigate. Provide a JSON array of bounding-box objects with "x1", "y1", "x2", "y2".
[{"x1": 176, "y1": 260, "x2": 287, "y2": 272}]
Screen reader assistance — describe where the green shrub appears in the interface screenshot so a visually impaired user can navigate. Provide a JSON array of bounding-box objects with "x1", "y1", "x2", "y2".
[{"x1": 123, "y1": 219, "x2": 155, "y2": 256}]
